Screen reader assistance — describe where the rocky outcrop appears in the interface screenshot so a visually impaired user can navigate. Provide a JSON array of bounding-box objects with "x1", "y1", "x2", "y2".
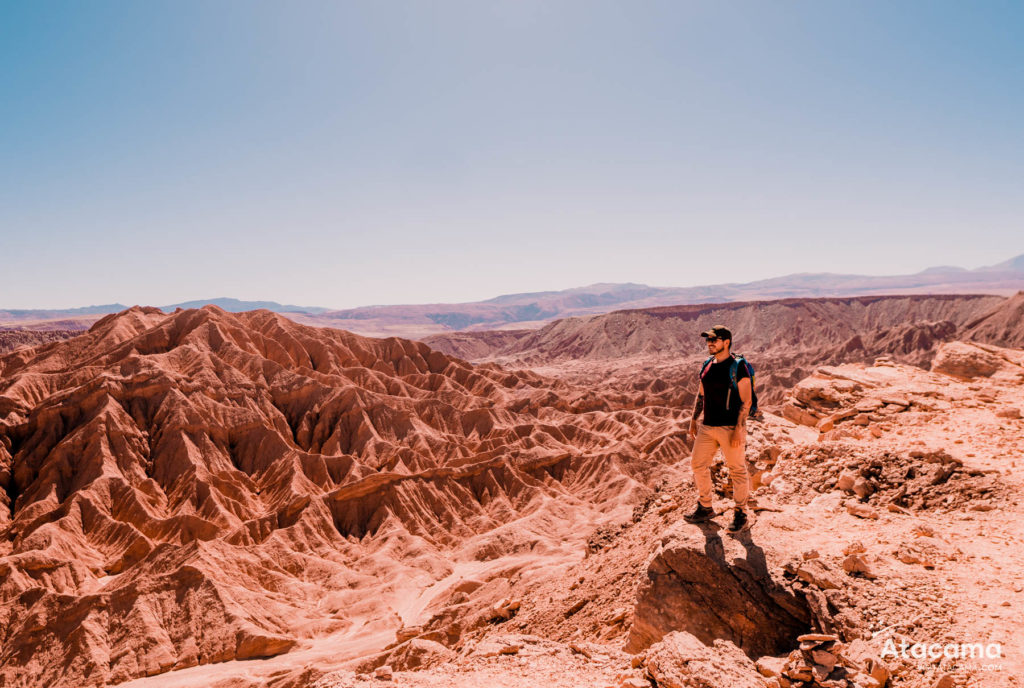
[
  {"x1": 625, "y1": 528, "x2": 809, "y2": 657},
  {"x1": 779, "y1": 342, "x2": 1024, "y2": 438},
  {"x1": 930, "y1": 340, "x2": 1024, "y2": 380},
  {"x1": 962, "y1": 290, "x2": 1024, "y2": 347}
]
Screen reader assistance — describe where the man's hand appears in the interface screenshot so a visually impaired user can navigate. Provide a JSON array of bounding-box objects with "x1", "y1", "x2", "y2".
[
  {"x1": 689, "y1": 389, "x2": 704, "y2": 441},
  {"x1": 729, "y1": 427, "x2": 744, "y2": 448}
]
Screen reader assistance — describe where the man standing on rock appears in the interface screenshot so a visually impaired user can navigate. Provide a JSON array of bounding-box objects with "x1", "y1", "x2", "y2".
[{"x1": 684, "y1": 325, "x2": 753, "y2": 532}]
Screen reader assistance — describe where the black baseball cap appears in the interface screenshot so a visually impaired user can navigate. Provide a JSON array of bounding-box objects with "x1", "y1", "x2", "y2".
[{"x1": 700, "y1": 325, "x2": 732, "y2": 340}]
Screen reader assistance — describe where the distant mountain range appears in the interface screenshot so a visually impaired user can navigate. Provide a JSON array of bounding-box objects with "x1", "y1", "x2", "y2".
[
  {"x1": 0, "y1": 298, "x2": 330, "y2": 330},
  {"x1": 2, "y1": 254, "x2": 1023, "y2": 337},
  {"x1": 275, "y1": 253, "x2": 1024, "y2": 337}
]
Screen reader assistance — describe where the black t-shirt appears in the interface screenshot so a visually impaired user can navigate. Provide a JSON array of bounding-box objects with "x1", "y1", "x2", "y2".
[{"x1": 700, "y1": 356, "x2": 750, "y2": 426}]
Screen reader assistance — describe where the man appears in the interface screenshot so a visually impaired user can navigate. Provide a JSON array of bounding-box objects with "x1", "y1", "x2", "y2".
[{"x1": 683, "y1": 325, "x2": 753, "y2": 532}]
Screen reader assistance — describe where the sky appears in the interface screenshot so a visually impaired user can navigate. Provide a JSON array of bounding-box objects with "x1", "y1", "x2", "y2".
[{"x1": 1, "y1": 1, "x2": 1022, "y2": 309}]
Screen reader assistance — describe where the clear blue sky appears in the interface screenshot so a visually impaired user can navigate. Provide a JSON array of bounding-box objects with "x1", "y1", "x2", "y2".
[{"x1": 2, "y1": 1, "x2": 1021, "y2": 309}]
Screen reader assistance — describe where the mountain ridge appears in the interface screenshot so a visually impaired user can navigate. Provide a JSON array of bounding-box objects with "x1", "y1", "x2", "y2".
[{"x1": 3, "y1": 254, "x2": 1023, "y2": 337}]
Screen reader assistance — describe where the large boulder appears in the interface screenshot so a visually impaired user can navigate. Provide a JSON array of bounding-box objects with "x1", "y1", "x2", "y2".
[
  {"x1": 930, "y1": 341, "x2": 1005, "y2": 379},
  {"x1": 625, "y1": 527, "x2": 809, "y2": 657},
  {"x1": 640, "y1": 631, "x2": 767, "y2": 688}
]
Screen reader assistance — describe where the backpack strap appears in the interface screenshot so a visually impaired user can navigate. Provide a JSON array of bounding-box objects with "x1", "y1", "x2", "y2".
[
  {"x1": 699, "y1": 356, "x2": 715, "y2": 380},
  {"x1": 734, "y1": 355, "x2": 754, "y2": 386},
  {"x1": 697, "y1": 356, "x2": 715, "y2": 398},
  {"x1": 726, "y1": 355, "x2": 739, "y2": 408},
  {"x1": 728, "y1": 355, "x2": 740, "y2": 388}
]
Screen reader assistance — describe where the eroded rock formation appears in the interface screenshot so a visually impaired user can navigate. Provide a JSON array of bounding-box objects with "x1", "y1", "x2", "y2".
[{"x1": 0, "y1": 306, "x2": 673, "y2": 687}]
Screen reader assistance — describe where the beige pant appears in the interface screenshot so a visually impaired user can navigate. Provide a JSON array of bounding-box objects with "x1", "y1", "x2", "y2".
[{"x1": 690, "y1": 424, "x2": 750, "y2": 509}]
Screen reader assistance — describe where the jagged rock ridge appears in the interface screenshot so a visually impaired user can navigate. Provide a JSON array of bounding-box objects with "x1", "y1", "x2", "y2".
[
  {"x1": 425, "y1": 293, "x2": 1006, "y2": 363},
  {"x1": 0, "y1": 306, "x2": 674, "y2": 687}
]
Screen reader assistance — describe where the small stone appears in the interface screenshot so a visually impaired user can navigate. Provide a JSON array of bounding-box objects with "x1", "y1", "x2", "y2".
[
  {"x1": 837, "y1": 472, "x2": 857, "y2": 492},
  {"x1": 846, "y1": 502, "x2": 880, "y2": 519},
  {"x1": 618, "y1": 678, "x2": 649, "y2": 688},
  {"x1": 855, "y1": 399, "x2": 884, "y2": 412},
  {"x1": 801, "y1": 549, "x2": 820, "y2": 561},
  {"x1": 795, "y1": 560, "x2": 844, "y2": 590},
  {"x1": 812, "y1": 663, "x2": 831, "y2": 682},
  {"x1": 490, "y1": 598, "x2": 521, "y2": 621},
  {"x1": 374, "y1": 664, "x2": 393, "y2": 680},
  {"x1": 394, "y1": 625, "x2": 422, "y2": 644},
  {"x1": 868, "y1": 659, "x2": 890, "y2": 685},
  {"x1": 471, "y1": 640, "x2": 523, "y2": 658},
  {"x1": 565, "y1": 599, "x2": 588, "y2": 617},
  {"x1": 755, "y1": 656, "x2": 787, "y2": 678},
  {"x1": 757, "y1": 655, "x2": 786, "y2": 675},
  {"x1": 843, "y1": 540, "x2": 866, "y2": 555},
  {"x1": 996, "y1": 408, "x2": 1021, "y2": 419},
  {"x1": 842, "y1": 553, "x2": 877, "y2": 579},
  {"x1": 657, "y1": 500, "x2": 678, "y2": 514},
  {"x1": 784, "y1": 664, "x2": 814, "y2": 681},
  {"x1": 569, "y1": 642, "x2": 592, "y2": 658},
  {"x1": 932, "y1": 673, "x2": 955, "y2": 688},
  {"x1": 608, "y1": 608, "x2": 629, "y2": 624},
  {"x1": 853, "y1": 478, "x2": 875, "y2": 499},
  {"x1": 797, "y1": 633, "x2": 840, "y2": 643},
  {"x1": 811, "y1": 649, "x2": 836, "y2": 671}
]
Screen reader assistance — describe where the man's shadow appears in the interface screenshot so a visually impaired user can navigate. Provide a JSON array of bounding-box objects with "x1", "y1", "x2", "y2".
[
  {"x1": 731, "y1": 524, "x2": 769, "y2": 579},
  {"x1": 693, "y1": 514, "x2": 769, "y2": 580}
]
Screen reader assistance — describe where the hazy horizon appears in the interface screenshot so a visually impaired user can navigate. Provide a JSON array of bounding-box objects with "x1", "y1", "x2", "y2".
[
  {"x1": 3, "y1": 2, "x2": 1022, "y2": 309},
  {"x1": 2, "y1": 250, "x2": 1024, "y2": 313}
]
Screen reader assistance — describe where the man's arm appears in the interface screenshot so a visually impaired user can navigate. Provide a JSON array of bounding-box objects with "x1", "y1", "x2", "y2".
[
  {"x1": 688, "y1": 381, "x2": 704, "y2": 438},
  {"x1": 730, "y1": 377, "x2": 752, "y2": 447}
]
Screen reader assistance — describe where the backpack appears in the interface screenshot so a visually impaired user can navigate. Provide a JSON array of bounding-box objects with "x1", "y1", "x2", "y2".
[{"x1": 699, "y1": 353, "x2": 759, "y2": 418}]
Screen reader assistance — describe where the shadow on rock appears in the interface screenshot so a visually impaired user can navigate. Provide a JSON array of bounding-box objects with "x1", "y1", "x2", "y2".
[{"x1": 625, "y1": 524, "x2": 810, "y2": 658}]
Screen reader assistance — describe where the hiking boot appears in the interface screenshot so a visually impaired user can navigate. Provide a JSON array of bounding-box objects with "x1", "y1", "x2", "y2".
[
  {"x1": 683, "y1": 504, "x2": 713, "y2": 523},
  {"x1": 728, "y1": 508, "x2": 749, "y2": 532}
]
